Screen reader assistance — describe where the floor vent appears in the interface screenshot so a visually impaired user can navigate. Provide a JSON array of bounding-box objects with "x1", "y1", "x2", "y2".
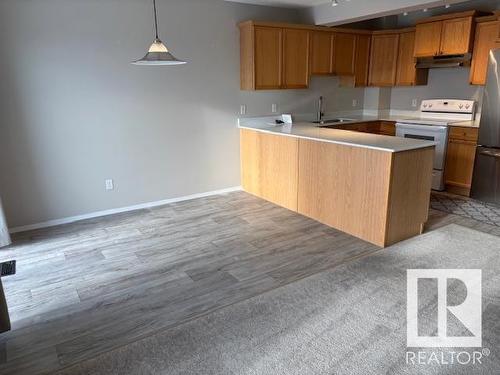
[{"x1": 0, "y1": 261, "x2": 16, "y2": 277}]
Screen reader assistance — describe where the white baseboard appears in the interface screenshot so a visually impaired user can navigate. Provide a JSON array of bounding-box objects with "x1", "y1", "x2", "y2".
[{"x1": 9, "y1": 186, "x2": 243, "y2": 234}]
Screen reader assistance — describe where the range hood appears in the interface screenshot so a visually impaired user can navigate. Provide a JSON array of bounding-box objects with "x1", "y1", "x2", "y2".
[{"x1": 416, "y1": 53, "x2": 472, "y2": 69}]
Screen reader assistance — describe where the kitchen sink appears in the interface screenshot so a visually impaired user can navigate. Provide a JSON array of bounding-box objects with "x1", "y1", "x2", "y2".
[{"x1": 313, "y1": 118, "x2": 355, "y2": 125}]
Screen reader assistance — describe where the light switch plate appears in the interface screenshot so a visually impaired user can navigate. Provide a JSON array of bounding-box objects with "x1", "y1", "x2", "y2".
[{"x1": 240, "y1": 105, "x2": 246, "y2": 115}]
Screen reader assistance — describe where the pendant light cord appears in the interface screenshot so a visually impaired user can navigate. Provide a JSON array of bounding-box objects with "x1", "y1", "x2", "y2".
[{"x1": 153, "y1": 0, "x2": 159, "y2": 39}]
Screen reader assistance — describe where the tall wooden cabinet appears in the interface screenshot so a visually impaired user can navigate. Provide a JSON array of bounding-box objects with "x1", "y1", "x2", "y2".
[{"x1": 470, "y1": 16, "x2": 500, "y2": 85}]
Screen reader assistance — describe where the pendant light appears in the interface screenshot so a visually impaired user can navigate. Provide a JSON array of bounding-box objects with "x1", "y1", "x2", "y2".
[{"x1": 132, "y1": 0, "x2": 186, "y2": 66}]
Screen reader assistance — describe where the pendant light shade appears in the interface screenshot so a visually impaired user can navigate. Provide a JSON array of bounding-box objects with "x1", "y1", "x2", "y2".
[{"x1": 132, "y1": 0, "x2": 186, "y2": 66}]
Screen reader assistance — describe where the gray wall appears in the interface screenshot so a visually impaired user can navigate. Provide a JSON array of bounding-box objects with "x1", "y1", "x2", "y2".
[
  {"x1": 390, "y1": 68, "x2": 484, "y2": 110},
  {"x1": 0, "y1": 0, "x2": 364, "y2": 228}
]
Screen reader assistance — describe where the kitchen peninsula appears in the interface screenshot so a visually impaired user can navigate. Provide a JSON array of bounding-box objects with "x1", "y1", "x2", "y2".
[{"x1": 239, "y1": 120, "x2": 436, "y2": 247}]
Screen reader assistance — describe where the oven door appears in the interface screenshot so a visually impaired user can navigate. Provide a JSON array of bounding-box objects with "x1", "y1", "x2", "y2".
[{"x1": 396, "y1": 123, "x2": 448, "y2": 170}]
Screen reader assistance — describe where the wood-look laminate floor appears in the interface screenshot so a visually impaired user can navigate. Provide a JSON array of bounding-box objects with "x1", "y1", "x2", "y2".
[{"x1": 0, "y1": 191, "x2": 498, "y2": 374}]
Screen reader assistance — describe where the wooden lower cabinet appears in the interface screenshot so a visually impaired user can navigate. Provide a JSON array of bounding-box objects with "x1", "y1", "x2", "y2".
[
  {"x1": 297, "y1": 141, "x2": 393, "y2": 246},
  {"x1": 444, "y1": 127, "x2": 479, "y2": 196},
  {"x1": 297, "y1": 141, "x2": 434, "y2": 246},
  {"x1": 240, "y1": 129, "x2": 298, "y2": 211},
  {"x1": 240, "y1": 128, "x2": 434, "y2": 247},
  {"x1": 337, "y1": 121, "x2": 395, "y2": 136},
  {"x1": 379, "y1": 121, "x2": 396, "y2": 136}
]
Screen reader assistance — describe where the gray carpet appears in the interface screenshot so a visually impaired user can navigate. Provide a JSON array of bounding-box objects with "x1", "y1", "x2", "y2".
[{"x1": 57, "y1": 224, "x2": 500, "y2": 375}]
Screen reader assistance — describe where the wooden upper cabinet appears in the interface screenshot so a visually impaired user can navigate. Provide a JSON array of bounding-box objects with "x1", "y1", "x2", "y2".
[
  {"x1": 414, "y1": 22, "x2": 442, "y2": 57},
  {"x1": 396, "y1": 30, "x2": 428, "y2": 86},
  {"x1": 310, "y1": 31, "x2": 334, "y2": 75},
  {"x1": 414, "y1": 11, "x2": 477, "y2": 57},
  {"x1": 333, "y1": 33, "x2": 356, "y2": 76},
  {"x1": 354, "y1": 34, "x2": 371, "y2": 86},
  {"x1": 283, "y1": 28, "x2": 310, "y2": 88},
  {"x1": 239, "y1": 22, "x2": 311, "y2": 90},
  {"x1": 440, "y1": 17, "x2": 474, "y2": 55},
  {"x1": 470, "y1": 19, "x2": 500, "y2": 85},
  {"x1": 369, "y1": 33, "x2": 399, "y2": 87},
  {"x1": 254, "y1": 26, "x2": 283, "y2": 90}
]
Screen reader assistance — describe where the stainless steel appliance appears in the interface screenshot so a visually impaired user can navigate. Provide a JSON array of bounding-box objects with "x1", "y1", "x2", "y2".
[
  {"x1": 396, "y1": 99, "x2": 476, "y2": 191},
  {"x1": 471, "y1": 49, "x2": 500, "y2": 203}
]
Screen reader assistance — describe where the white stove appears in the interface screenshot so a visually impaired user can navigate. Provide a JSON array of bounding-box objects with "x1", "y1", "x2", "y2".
[{"x1": 396, "y1": 99, "x2": 476, "y2": 191}]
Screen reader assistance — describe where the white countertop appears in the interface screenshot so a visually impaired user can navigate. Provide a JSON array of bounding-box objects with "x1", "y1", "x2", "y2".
[{"x1": 239, "y1": 121, "x2": 436, "y2": 153}]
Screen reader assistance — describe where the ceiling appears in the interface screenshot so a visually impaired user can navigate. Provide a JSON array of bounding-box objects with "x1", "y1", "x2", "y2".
[{"x1": 224, "y1": 0, "x2": 327, "y2": 8}]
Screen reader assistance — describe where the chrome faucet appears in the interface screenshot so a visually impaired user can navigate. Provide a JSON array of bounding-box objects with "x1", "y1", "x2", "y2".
[{"x1": 317, "y1": 96, "x2": 324, "y2": 123}]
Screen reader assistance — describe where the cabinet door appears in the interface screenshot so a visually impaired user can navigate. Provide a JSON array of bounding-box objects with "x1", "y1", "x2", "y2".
[
  {"x1": 254, "y1": 26, "x2": 283, "y2": 90},
  {"x1": 333, "y1": 33, "x2": 356, "y2": 76},
  {"x1": 396, "y1": 31, "x2": 428, "y2": 86},
  {"x1": 311, "y1": 31, "x2": 333, "y2": 75},
  {"x1": 379, "y1": 121, "x2": 396, "y2": 136},
  {"x1": 283, "y1": 28, "x2": 310, "y2": 88},
  {"x1": 414, "y1": 22, "x2": 442, "y2": 57},
  {"x1": 440, "y1": 17, "x2": 473, "y2": 55},
  {"x1": 444, "y1": 139, "x2": 477, "y2": 190},
  {"x1": 396, "y1": 31, "x2": 416, "y2": 86},
  {"x1": 240, "y1": 129, "x2": 298, "y2": 211},
  {"x1": 354, "y1": 35, "x2": 371, "y2": 86},
  {"x1": 369, "y1": 34, "x2": 399, "y2": 87},
  {"x1": 470, "y1": 21, "x2": 500, "y2": 85}
]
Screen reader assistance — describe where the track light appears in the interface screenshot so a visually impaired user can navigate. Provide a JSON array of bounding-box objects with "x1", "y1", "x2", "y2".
[{"x1": 331, "y1": 0, "x2": 339, "y2": 6}]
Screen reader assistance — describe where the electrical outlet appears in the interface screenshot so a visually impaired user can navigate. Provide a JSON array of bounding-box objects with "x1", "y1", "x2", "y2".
[
  {"x1": 352, "y1": 99, "x2": 358, "y2": 107},
  {"x1": 240, "y1": 105, "x2": 246, "y2": 115},
  {"x1": 105, "y1": 179, "x2": 114, "y2": 191},
  {"x1": 412, "y1": 99, "x2": 418, "y2": 108},
  {"x1": 272, "y1": 103, "x2": 278, "y2": 113}
]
